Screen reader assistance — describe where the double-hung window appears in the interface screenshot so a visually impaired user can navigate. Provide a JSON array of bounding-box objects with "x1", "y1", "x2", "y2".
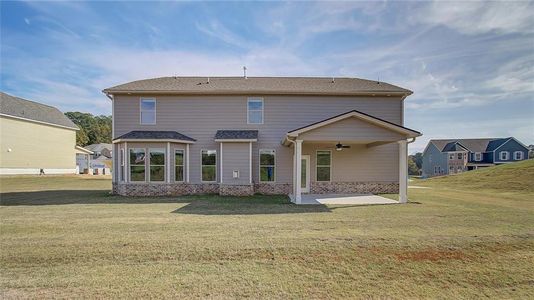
[
  {"x1": 175, "y1": 150, "x2": 184, "y2": 182},
  {"x1": 130, "y1": 148, "x2": 146, "y2": 181},
  {"x1": 514, "y1": 151, "x2": 523, "y2": 160},
  {"x1": 247, "y1": 98, "x2": 263, "y2": 124},
  {"x1": 457, "y1": 153, "x2": 463, "y2": 159},
  {"x1": 259, "y1": 149, "x2": 275, "y2": 182},
  {"x1": 500, "y1": 151, "x2": 509, "y2": 160},
  {"x1": 120, "y1": 149, "x2": 125, "y2": 181},
  {"x1": 316, "y1": 150, "x2": 331, "y2": 181},
  {"x1": 149, "y1": 149, "x2": 165, "y2": 182},
  {"x1": 449, "y1": 153, "x2": 454, "y2": 160},
  {"x1": 201, "y1": 150, "x2": 217, "y2": 182},
  {"x1": 140, "y1": 98, "x2": 156, "y2": 125},
  {"x1": 474, "y1": 152, "x2": 482, "y2": 161}
]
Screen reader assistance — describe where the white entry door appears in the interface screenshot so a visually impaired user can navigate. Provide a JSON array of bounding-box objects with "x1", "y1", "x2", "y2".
[{"x1": 301, "y1": 155, "x2": 310, "y2": 193}]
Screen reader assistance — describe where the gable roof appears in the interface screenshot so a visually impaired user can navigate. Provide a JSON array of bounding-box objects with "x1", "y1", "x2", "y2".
[
  {"x1": 442, "y1": 141, "x2": 469, "y2": 152},
  {"x1": 103, "y1": 76, "x2": 412, "y2": 96},
  {"x1": 113, "y1": 130, "x2": 196, "y2": 143},
  {"x1": 287, "y1": 110, "x2": 421, "y2": 138},
  {"x1": 429, "y1": 138, "x2": 518, "y2": 153},
  {"x1": 0, "y1": 92, "x2": 78, "y2": 130},
  {"x1": 215, "y1": 130, "x2": 258, "y2": 141},
  {"x1": 85, "y1": 143, "x2": 112, "y2": 152}
]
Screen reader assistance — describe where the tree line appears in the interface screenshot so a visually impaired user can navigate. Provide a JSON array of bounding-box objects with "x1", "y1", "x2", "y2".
[{"x1": 65, "y1": 112, "x2": 112, "y2": 146}]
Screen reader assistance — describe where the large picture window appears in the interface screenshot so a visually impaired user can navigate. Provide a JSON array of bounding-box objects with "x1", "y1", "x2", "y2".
[
  {"x1": 140, "y1": 98, "x2": 156, "y2": 125},
  {"x1": 201, "y1": 150, "x2": 217, "y2": 182},
  {"x1": 149, "y1": 149, "x2": 165, "y2": 182},
  {"x1": 316, "y1": 150, "x2": 331, "y2": 181},
  {"x1": 175, "y1": 150, "x2": 184, "y2": 182},
  {"x1": 247, "y1": 98, "x2": 263, "y2": 124},
  {"x1": 130, "y1": 148, "x2": 146, "y2": 181},
  {"x1": 259, "y1": 149, "x2": 275, "y2": 182}
]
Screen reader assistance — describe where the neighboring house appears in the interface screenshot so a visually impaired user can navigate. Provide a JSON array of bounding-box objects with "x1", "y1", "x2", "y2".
[
  {"x1": 422, "y1": 137, "x2": 529, "y2": 178},
  {"x1": 103, "y1": 76, "x2": 422, "y2": 203},
  {"x1": 85, "y1": 143, "x2": 112, "y2": 159},
  {"x1": 0, "y1": 92, "x2": 93, "y2": 174}
]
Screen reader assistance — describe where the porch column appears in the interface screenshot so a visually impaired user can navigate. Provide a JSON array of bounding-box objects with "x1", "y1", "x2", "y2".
[
  {"x1": 295, "y1": 140, "x2": 303, "y2": 204},
  {"x1": 166, "y1": 142, "x2": 171, "y2": 183},
  {"x1": 398, "y1": 140, "x2": 408, "y2": 203}
]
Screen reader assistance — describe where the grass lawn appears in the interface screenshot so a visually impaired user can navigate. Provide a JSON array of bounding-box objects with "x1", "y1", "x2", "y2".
[{"x1": 1, "y1": 166, "x2": 533, "y2": 298}]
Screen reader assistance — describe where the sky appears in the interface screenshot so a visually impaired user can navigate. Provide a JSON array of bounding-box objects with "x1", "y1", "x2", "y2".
[{"x1": 1, "y1": 1, "x2": 533, "y2": 153}]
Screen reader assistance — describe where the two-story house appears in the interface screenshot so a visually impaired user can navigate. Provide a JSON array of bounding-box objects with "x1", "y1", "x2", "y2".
[
  {"x1": 422, "y1": 137, "x2": 529, "y2": 178},
  {"x1": 103, "y1": 76, "x2": 421, "y2": 204}
]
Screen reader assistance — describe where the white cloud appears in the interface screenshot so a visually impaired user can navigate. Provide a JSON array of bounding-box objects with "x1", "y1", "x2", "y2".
[{"x1": 413, "y1": 1, "x2": 534, "y2": 35}]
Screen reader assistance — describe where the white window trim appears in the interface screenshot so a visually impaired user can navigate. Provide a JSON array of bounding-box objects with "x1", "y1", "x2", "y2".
[
  {"x1": 513, "y1": 151, "x2": 523, "y2": 160},
  {"x1": 175, "y1": 149, "x2": 185, "y2": 182},
  {"x1": 148, "y1": 148, "x2": 165, "y2": 183},
  {"x1": 259, "y1": 149, "x2": 276, "y2": 183},
  {"x1": 499, "y1": 151, "x2": 509, "y2": 160},
  {"x1": 140, "y1": 98, "x2": 156, "y2": 125},
  {"x1": 474, "y1": 152, "x2": 482, "y2": 161},
  {"x1": 201, "y1": 149, "x2": 217, "y2": 182},
  {"x1": 316, "y1": 150, "x2": 332, "y2": 182},
  {"x1": 247, "y1": 97, "x2": 264, "y2": 124},
  {"x1": 129, "y1": 148, "x2": 146, "y2": 182}
]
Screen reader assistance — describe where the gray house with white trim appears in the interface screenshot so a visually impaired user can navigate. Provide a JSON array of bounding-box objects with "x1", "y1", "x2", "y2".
[
  {"x1": 422, "y1": 137, "x2": 529, "y2": 178},
  {"x1": 103, "y1": 76, "x2": 421, "y2": 203}
]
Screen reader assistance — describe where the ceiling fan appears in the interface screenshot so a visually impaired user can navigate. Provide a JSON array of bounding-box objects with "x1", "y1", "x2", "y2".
[{"x1": 335, "y1": 142, "x2": 351, "y2": 151}]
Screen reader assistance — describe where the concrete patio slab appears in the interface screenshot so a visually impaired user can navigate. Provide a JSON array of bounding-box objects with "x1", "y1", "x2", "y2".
[{"x1": 299, "y1": 194, "x2": 399, "y2": 205}]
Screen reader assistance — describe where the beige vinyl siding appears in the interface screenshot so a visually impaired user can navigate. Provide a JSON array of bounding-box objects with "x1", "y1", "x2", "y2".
[
  {"x1": 299, "y1": 117, "x2": 405, "y2": 142},
  {"x1": 221, "y1": 142, "x2": 250, "y2": 184},
  {"x1": 113, "y1": 95, "x2": 403, "y2": 184},
  {"x1": 0, "y1": 116, "x2": 76, "y2": 169}
]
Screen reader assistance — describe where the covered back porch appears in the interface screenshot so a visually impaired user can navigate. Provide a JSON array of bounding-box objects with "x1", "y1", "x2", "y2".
[{"x1": 282, "y1": 110, "x2": 421, "y2": 204}]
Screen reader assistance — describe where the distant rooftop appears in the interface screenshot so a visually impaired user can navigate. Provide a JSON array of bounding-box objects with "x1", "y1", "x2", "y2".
[
  {"x1": 429, "y1": 138, "x2": 520, "y2": 153},
  {"x1": 103, "y1": 76, "x2": 412, "y2": 96},
  {"x1": 0, "y1": 92, "x2": 78, "y2": 130}
]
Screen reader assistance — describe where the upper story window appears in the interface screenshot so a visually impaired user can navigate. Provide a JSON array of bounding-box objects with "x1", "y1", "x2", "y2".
[
  {"x1": 259, "y1": 149, "x2": 275, "y2": 182},
  {"x1": 247, "y1": 98, "x2": 263, "y2": 124},
  {"x1": 514, "y1": 151, "x2": 523, "y2": 160},
  {"x1": 140, "y1": 98, "x2": 156, "y2": 125},
  {"x1": 449, "y1": 153, "x2": 454, "y2": 160},
  {"x1": 457, "y1": 153, "x2": 463, "y2": 159},
  {"x1": 474, "y1": 152, "x2": 482, "y2": 161},
  {"x1": 499, "y1": 151, "x2": 509, "y2": 160}
]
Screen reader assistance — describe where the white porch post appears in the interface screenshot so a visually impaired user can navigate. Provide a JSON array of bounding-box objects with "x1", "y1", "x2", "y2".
[
  {"x1": 186, "y1": 144, "x2": 190, "y2": 182},
  {"x1": 398, "y1": 140, "x2": 408, "y2": 203},
  {"x1": 295, "y1": 140, "x2": 303, "y2": 204},
  {"x1": 166, "y1": 142, "x2": 171, "y2": 183}
]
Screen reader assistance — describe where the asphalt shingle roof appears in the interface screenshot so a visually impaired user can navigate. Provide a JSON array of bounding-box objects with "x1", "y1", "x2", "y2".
[
  {"x1": 85, "y1": 143, "x2": 112, "y2": 152},
  {"x1": 0, "y1": 92, "x2": 78, "y2": 129},
  {"x1": 103, "y1": 77, "x2": 412, "y2": 96},
  {"x1": 215, "y1": 130, "x2": 259, "y2": 140},
  {"x1": 114, "y1": 131, "x2": 196, "y2": 142},
  {"x1": 430, "y1": 138, "x2": 511, "y2": 153}
]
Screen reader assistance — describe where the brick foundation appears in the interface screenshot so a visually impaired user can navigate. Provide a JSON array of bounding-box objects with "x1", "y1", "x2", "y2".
[
  {"x1": 219, "y1": 184, "x2": 254, "y2": 196},
  {"x1": 113, "y1": 181, "x2": 398, "y2": 197},
  {"x1": 311, "y1": 182, "x2": 399, "y2": 194}
]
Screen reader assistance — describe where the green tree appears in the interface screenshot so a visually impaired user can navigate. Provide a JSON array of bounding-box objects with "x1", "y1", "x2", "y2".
[
  {"x1": 65, "y1": 112, "x2": 112, "y2": 146},
  {"x1": 408, "y1": 156, "x2": 420, "y2": 175},
  {"x1": 412, "y1": 152, "x2": 423, "y2": 169}
]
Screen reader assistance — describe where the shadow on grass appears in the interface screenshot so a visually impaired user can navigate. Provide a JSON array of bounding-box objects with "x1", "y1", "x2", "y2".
[{"x1": 0, "y1": 190, "x2": 331, "y2": 214}]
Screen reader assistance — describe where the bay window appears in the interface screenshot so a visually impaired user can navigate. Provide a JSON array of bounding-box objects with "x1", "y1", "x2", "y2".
[
  {"x1": 149, "y1": 149, "x2": 165, "y2": 182},
  {"x1": 175, "y1": 150, "x2": 184, "y2": 182},
  {"x1": 130, "y1": 148, "x2": 146, "y2": 181}
]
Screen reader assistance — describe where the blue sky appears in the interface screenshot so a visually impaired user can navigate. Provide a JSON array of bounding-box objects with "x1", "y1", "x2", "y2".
[{"x1": 1, "y1": 1, "x2": 533, "y2": 153}]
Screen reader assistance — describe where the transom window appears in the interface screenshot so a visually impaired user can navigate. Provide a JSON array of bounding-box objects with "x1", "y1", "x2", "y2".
[
  {"x1": 201, "y1": 150, "x2": 217, "y2": 182},
  {"x1": 140, "y1": 98, "x2": 156, "y2": 125},
  {"x1": 514, "y1": 151, "x2": 523, "y2": 160},
  {"x1": 474, "y1": 152, "x2": 482, "y2": 161},
  {"x1": 149, "y1": 149, "x2": 165, "y2": 182},
  {"x1": 175, "y1": 150, "x2": 184, "y2": 182},
  {"x1": 499, "y1": 151, "x2": 509, "y2": 160},
  {"x1": 130, "y1": 148, "x2": 146, "y2": 181},
  {"x1": 247, "y1": 98, "x2": 263, "y2": 124},
  {"x1": 259, "y1": 149, "x2": 275, "y2": 182},
  {"x1": 316, "y1": 150, "x2": 331, "y2": 181}
]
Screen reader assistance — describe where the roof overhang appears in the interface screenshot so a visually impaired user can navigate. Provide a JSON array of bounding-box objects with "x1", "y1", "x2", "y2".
[
  {"x1": 112, "y1": 138, "x2": 195, "y2": 144},
  {"x1": 75, "y1": 146, "x2": 94, "y2": 154},
  {"x1": 283, "y1": 110, "x2": 421, "y2": 146},
  {"x1": 0, "y1": 113, "x2": 79, "y2": 131},
  {"x1": 102, "y1": 90, "x2": 412, "y2": 97},
  {"x1": 215, "y1": 139, "x2": 257, "y2": 142}
]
